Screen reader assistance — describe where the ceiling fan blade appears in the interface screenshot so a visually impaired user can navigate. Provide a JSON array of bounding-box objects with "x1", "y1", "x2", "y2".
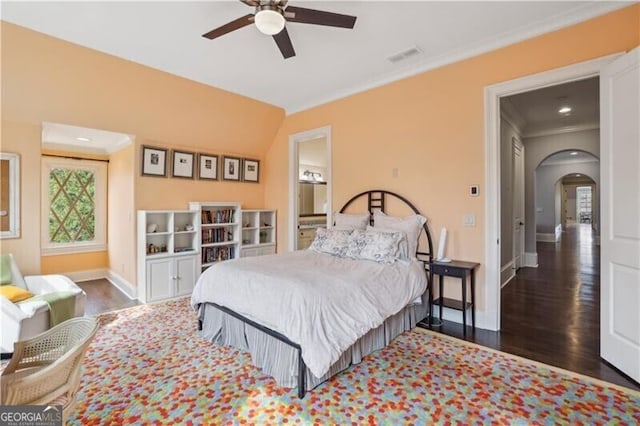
[
  {"x1": 202, "y1": 14, "x2": 254, "y2": 40},
  {"x1": 273, "y1": 27, "x2": 295, "y2": 59},
  {"x1": 285, "y1": 6, "x2": 356, "y2": 29},
  {"x1": 240, "y1": 0, "x2": 260, "y2": 6}
]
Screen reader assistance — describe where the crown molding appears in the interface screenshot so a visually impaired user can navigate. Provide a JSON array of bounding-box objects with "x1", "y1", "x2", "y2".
[{"x1": 285, "y1": 2, "x2": 630, "y2": 115}]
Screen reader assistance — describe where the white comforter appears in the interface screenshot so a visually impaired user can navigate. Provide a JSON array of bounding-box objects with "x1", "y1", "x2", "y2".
[{"x1": 190, "y1": 250, "x2": 427, "y2": 378}]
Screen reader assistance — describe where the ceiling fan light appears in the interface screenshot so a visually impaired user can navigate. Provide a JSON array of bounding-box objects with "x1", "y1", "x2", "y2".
[{"x1": 255, "y1": 9, "x2": 285, "y2": 35}]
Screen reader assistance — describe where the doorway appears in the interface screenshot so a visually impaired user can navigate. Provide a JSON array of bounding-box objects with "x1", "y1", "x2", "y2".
[
  {"x1": 484, "y1": 53, "x2": 619, "y2": 331},
  {"x1": 288, "y1": 126, "x2": 332, "y2": 251}
]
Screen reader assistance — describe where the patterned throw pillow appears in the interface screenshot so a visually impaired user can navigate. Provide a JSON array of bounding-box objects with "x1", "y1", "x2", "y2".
[
  {"x1": 346, "y1": 229, "x2": 404, "y2": 264},
  {"x1": 309, "y1": 228, "x2": 353, "y2": 257}
]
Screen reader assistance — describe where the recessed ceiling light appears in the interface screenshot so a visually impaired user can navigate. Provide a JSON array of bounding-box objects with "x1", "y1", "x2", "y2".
[
  {"x1": 76, "y1": 137, "x2": 91, "y2": 142},
  {"x1": 570, "y1": 151, "x2": 578, "y2": 156},
  {"x1": 576, "y1": 174, "x2": 581, "y2": 177},
  {"x1": 558, "y1": 106, "x2": 572, "y2": 114}
]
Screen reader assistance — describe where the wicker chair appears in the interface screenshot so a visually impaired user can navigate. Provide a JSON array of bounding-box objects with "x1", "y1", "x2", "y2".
[{"x1": 1, "y1": 317, "x2": 98, "y2": 421}]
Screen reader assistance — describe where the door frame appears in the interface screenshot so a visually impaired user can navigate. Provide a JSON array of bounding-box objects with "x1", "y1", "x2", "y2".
[
  {"x1": 512, "y1": 137, "x2": 525, "y2": 270},
  {"x1": 288, "y1": 125, "x2": 332, "y2": 251},
  {"x1": 483, "y1": 52, "x2": 622, "y2": 331}
]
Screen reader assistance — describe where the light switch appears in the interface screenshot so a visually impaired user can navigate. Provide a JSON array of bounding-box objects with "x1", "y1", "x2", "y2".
[{"x1": 463, "y1": 214, "x2": 476, "y2": 227}]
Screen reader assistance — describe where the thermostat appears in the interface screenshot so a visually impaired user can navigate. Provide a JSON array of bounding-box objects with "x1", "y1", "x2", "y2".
[{"x1": 470, "y1": 185, "x2": 480, "y2": 197}]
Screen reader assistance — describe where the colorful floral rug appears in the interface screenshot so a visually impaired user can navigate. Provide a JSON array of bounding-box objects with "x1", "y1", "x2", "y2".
[{"x1": 69, "y1": 297, "x2": 640, "y2": 425}]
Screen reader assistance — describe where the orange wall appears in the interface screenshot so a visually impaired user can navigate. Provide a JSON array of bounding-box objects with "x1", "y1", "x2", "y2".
[
  {"x1": 264, "y1": 5, "x2": 640, "y2": 309},
  {"x1": 41, "y1": 251, "x2": 108, "y2": 274},
  {"x1": 1, "y1": 21, "x2": 285, "y2": 279},
  {"x1": 108, "y1": 143, "x2": 136, "y2": 284}
]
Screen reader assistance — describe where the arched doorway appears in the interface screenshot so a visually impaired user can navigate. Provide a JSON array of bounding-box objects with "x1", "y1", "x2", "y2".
[{"x1": 534, "y1": 149, "x2": 599, "y2": 244}]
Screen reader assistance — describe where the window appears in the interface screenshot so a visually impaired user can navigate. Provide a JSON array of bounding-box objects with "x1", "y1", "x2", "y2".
[
  {"x1": 42, "y1": 157, "x2": 107, "y2": 255},
  {"x1": 576, "y1": 186, "x2": 592, "y2": 224}
]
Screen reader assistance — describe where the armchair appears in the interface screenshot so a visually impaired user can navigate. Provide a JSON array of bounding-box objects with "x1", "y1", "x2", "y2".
[
  {"x1": 1, "y1": 317, "x2": 98, "y2": 422},
  {"x1": 1, "y1": 254, "x2": 86, "y2": 354}
]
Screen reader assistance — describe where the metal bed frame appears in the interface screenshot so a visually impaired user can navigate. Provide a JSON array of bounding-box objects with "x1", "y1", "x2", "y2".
[{"x1": 197, "y1": 189, "x2": 434, "y2": 398}]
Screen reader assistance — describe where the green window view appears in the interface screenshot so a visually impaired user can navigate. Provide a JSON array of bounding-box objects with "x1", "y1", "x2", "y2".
[{"x1": 48, "y1": 168, "x2": 96, "y2": 243}]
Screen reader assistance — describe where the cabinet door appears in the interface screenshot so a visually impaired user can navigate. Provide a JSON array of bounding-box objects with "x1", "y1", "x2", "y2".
[
  {"x1": 175, "y1": 255, "x2": 197, "y2": 296},
  {"x1": 258, "y1": 246, "x2": 276, "y2": 256},
  {"x1": 241, "y1": 248, "x2": 258, "y2": 257},
  {"x1": 146, "y1": 259, "x2": 173, "y2": 302}
]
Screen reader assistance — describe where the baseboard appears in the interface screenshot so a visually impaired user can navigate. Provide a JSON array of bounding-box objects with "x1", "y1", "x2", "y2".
[
  {"x1": 65, "y1": 268, "x2": 108, "y2": 282},
  {"x1": 106, "y1": 270, "x2": 138, "y2": 300},
  {"x1": 522, "y1": 252, "x2": 538, "y2": 268},
  {"x1": 536, "y1": 233, "x2": 557, "y2": 242},
  {"x1": 501, "y1": 261, "x2": 515, "y2": 288}
]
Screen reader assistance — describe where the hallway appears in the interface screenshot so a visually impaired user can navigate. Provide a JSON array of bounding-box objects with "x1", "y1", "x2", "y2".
[{"x1": 435, "y1": 223, "x2": 638, "y2": 390}]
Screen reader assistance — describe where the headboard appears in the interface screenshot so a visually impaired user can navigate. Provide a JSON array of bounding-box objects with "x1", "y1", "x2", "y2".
[{"x1": 338, "y1": 189, "x2": 434, "y2": 264}]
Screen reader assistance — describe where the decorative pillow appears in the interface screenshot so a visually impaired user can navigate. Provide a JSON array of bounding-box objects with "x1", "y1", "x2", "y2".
[
  {"x1": 373, "y1": 211, "x2": 427, "y2": 259},
  {"x1": 0, "y1": 285, "x2": 34, "y2": 303},
  {"x1": 309, "y1": 227, "x2": 353, "y2": 257},
  {"x1": 333, "y1": 212, "x2": 370, "y2": 230},
  {"x1": 366, "y1": 226, "x2": 409, "y2": 260},
  {"x1": 0, "y1": 254, "x2": 12, "y2": 285},
  {"x1": 346, "y1": 229, "x2": 404, "y2": 264}
]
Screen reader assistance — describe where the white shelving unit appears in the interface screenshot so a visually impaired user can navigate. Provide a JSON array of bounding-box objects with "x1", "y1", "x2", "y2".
[
  {"x1": 137, "y1": 210, "x2": 199, "y2": 303},
  {"x1": 240, "y1": 209, "x2": 276, "y2": 257},
  {"x1": 188, "y1": 202, "x2": 241, "y2": 272}
]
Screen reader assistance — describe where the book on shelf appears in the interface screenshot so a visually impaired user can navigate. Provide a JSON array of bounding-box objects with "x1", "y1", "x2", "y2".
[
  {"x1": 201, "y1": 229, "x2": 234, "y2": 244},
  {"x1": 202, "y1": 246, "x2": 235, "y2": 264},
  {"x1": 201, "y1": 208, "x2": 235, "y2": 225}
]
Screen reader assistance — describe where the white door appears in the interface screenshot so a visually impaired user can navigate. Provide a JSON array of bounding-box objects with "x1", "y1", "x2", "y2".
[
  {"x1": 600, "y1": 48, "x2": 640, "y2": 383},
  {"x1": 512, "y1": 139, "x2": 525, "y2": 269}
]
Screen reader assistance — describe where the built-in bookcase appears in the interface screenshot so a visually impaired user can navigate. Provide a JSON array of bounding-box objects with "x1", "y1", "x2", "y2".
[
  {"x1": 188, "y1": 202, "x2": 241, "y2": 272},
  {"x1": 137, "y1": 210, "x2": 199, "y2": 303},
  {"x1": 240, "y1": 209, "x2": 276, "y2": 257}
]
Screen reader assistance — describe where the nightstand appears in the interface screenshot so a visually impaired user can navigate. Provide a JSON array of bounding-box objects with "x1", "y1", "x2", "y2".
[{"x1": 431, "y1": 260, "x2": 480, "y2": 335}]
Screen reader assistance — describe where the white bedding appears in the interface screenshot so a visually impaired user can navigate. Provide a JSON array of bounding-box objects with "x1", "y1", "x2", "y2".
[{"x1": 190, "y1": 250, "x2": 427, "y2": 378}]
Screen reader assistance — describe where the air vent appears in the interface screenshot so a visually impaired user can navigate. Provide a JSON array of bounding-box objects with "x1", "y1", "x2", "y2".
[{"x1": 387, "y1": 46, "x2": 423, "y2": 64}]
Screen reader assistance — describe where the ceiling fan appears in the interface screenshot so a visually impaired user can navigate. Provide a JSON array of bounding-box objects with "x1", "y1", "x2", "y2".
[{"x1": 202, "y1": 0, "x2": 357, "y2": 59}]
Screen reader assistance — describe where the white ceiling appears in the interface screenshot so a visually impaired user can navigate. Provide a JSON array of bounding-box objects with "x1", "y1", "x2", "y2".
[
  {"x1": 42, "y1": 122, "x2": 133, "y2": 155},
  {"x1": 503, "y1": 77, "x2": 599, "y2": 137},
  {"x1": 1, "y1": 1, "x2": 629, "y2": 114}
]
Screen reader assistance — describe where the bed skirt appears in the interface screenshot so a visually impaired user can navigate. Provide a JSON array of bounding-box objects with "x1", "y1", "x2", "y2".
[{"x1": 198, "y1": 291, "x2": 429, "y2": 391}]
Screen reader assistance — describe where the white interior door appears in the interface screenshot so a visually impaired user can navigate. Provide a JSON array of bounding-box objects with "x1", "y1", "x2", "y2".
[
  {"x1": 600, "y1": 47, "x2": 640, "y2": 383},
  {"x1": 512, "y1": 139, "x2": 525, "y2": 269}
]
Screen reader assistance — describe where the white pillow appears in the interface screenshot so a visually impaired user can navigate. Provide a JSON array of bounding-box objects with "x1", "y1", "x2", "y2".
[
  {"x1": 334, "y1": 212, "x2": 370, "y2": 230},
  {"x1": 373, "y1": 211, "x2": 427, "y2": 259},
  {"x1": 346, "y1": 229, "x2": 404, "y2": 264},
  {"x1": 366, "y1": 226, "x2": 409, "y2": 260},
  {"x1": 309, "y1": 227, "x2": 353, "y2": 257}
]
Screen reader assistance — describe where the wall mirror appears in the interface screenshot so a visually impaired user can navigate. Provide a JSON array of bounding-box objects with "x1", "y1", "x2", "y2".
[
  {"x1": 299, "y1": 181, "x2": 327, "y2": 216},
  {"x1": 0, "y1": 152, "x2": 21, "y2": 239}
]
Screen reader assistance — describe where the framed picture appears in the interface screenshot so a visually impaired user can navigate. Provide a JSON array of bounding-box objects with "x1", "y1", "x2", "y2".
[
  {"x1": 141, "y1": 146, "x2": 167, "y2": 177},
  {"x1": 198, "y1": 153, "x2": 218, "y2": 180},
  {"x1": 222, "y1": 156, "x2": 241, "y2": 181},
  {"x1": 171, "y1": 150, "x2": 195, "y2": 179},
  {"x1": 242, "y1": 158, "x2": 260, "y2": 183}
]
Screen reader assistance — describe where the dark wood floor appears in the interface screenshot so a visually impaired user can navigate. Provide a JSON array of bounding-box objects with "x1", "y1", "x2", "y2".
[
  {"x1": 429, "y1": 223, "x2": 639, "y2": 391},
  {"x1": 78, "y1": 225, "x2": 638, "y2": 391},
  {"x1": 77, "y1": 279, "x2": 140, "y2": 316}
]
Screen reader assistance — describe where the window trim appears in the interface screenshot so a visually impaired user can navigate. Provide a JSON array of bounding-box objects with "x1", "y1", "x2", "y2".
[{"x1": 41, "y1": 157, "x2": 107, "y2": 256}]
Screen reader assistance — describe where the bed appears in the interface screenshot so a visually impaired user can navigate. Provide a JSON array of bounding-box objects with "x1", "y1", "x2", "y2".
[{"x1": 191, "y1": 190, "x2": 434, "y2": 397}]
